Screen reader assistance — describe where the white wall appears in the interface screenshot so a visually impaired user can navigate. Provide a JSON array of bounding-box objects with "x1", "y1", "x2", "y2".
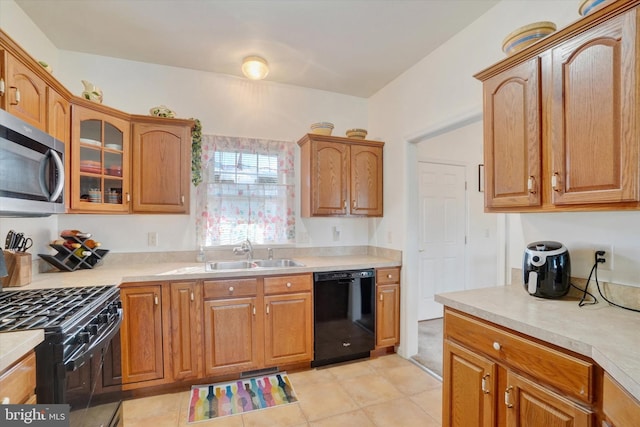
[{"x1": 0, "y1": 0, "x2": 371, "y2": 255}]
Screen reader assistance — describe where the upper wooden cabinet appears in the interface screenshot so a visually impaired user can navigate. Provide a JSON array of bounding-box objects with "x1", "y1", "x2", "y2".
[
  {"x1": 475, "y1": 2, "x2": 640, "y2": 212},
  {"x1": 131, "y1": 118, "x2": 193, "y2": 213},
  {"x1": 1, "y1": 52, "x2": 47, "y2": 130},
  {"x1": 70, "y1": 103, "x2": 131, "y2": 213},
  {"x1": 550, "y1": 11, "x2": 638, "y2": 205},
  {"x1": 298, "y1": 133, "x2": 384, "y2": 217},
  {"x1": 482, "y1": 57, "x2": 541, "y2": 209}
]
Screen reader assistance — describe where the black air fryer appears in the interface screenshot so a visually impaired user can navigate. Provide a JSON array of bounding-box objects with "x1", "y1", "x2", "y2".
[{"x1": 522, "y1": 241, "x2": 571, "y2": 298}]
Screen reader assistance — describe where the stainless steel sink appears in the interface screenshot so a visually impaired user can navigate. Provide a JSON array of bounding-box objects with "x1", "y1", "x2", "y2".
[
  {"x1": 253, "y1": 259, "x2": 305, "y2": 268},
  {"x1": 206, "y1": 260, "x2": 256, "y2": 270},
  {"x1": 205, "y1": 258, "x2": 304, "y2": 271}
]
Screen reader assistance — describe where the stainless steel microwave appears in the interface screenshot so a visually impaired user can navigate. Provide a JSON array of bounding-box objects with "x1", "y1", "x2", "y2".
[{"x1": 0, "y1": 109, "x2": 65, "y2": 217}]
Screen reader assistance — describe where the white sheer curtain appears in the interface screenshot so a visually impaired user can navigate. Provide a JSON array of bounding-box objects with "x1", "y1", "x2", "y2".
[{"x1": 196, "y1": 135, "x2": 296, "y2": 247}]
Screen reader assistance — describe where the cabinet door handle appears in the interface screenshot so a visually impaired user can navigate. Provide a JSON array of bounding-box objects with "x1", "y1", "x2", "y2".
[
  {"x1": 0, "y1": 78, "x2": 4, "y2": 96},
  {"x1": 266, "y1": 304, "x2": 270, "y2": 315},
  {"x1": 504, "y1": 386, "x2": 513, "y2": 408},
  {"x1": 10, "y1": 86, "x2": 20, "y2": 105},
  {"x1": 126, "y1": 193, "x2": 131, "y2": 202},
  {"x1": 379, "y1": 293, "x2": 384, "y2": 301},
  {"x1": 253, "y1": 305, "x2": 256, "y2": 316},
  {"x1": 352, "y1": 200, "x2": 357, "y2": 209},
  {"x1": 154, "y1": 295, "x2": 159, "y2": 305},
  {"x1": 527, "y1": 176, "x2": 536, "y2": 194},
  {"x1": 551, "y1": 173, "x2": 560, "y2": 192},
  {"x1": 343, "y1": 200, "x2": 347, "y2": 210},
  {"x1": 2, "y1": 396, "x2": 10, "y2": 404},
  {"x1": 181, "y1": 195, "x2": 185, "y2": 204},
  {"x1": 190, "y1": 291, "x2": 194, "y2": 301},
  {"x1": 481, "y1": 374, "x2": 490, "y2": 394}
]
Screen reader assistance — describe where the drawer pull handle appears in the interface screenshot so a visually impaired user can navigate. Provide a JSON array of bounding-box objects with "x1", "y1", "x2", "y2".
[
  {"x1": 2, "y1": 397, "x2": 9, "y2": 404},
  {"x1": 481, "y1": 374, "x2": 490, "y2": 394},
  {"x1": 266, "y1": 304, "x2": 270, "y2": 315},
  {"x1": 228, "y1": 286, "x2": 234, "y2": 293},
  {"x1": 387, "y1": 274, "x2": 392, "y2": 279},
  {"x1": 253, "y1": 306, "x2": 256, "y2": 316},
  {"x1": 154, "y1": 295, "x2": 159, "y2": 305},
  {"x1": 551, "y1": 172, "x2": 560, "y2": 191},
  {"x1": 190, "y1": 291, "x2": 194, "y2": 301},
  {"x1": 505, "y1": 386, "x2": 513, "y2": 408},
  {"x1": 527, "y1": 176, "x2": 536, "y2": 194},
  {"x1": 0, "y1": 78, "x2": 4, "y2": 96},
  {"x1": 492, "y1": 342, "x2": 501, "y2": 351},
  {"x1": 286, "y1": 282, "x2": 292, "y2": 288}
]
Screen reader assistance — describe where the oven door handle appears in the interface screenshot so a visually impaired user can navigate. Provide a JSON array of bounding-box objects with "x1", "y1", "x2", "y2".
[{"x1": 65, "y1": 309, "x2": 123, "y2": 372}]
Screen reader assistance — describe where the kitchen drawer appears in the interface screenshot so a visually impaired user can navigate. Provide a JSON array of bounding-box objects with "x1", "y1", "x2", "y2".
[
  {"x1": 264, "y1": 274, "x2": 312, "y2": 295},
  {"x1": 0, "y1": 351, "x2": 36, "y2": 404},
  {"x1": 376, "y1": 267, "x2": 400, "y2": 285},
  {"x1": 203, "y1": 278, "x2": 258, "y2": 299},
  {"x1": 603, "y1": 373, "x2": 640, "y2": 426},
  {"x1": 444, "y1": 309, "x2": 594, "y2": 403}
]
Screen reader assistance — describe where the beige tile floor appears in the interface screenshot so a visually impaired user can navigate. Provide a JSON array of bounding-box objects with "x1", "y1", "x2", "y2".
[{"x1": 123, "y1": 354, "x2": 442, "y2": 427}]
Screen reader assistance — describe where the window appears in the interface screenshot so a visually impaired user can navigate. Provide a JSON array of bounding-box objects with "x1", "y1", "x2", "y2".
[{"x1": 196, "y1": 135, "x2": 295, "y2": 246}]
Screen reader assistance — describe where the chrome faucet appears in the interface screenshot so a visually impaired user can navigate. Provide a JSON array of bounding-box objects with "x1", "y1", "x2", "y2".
[{"x1": 233, "y1": 239, "x2": 254, "y2": 261}]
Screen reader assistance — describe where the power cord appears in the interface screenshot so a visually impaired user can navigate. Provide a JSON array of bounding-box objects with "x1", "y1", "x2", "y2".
[{"x1": 573, "y1": 251, "x2": 640, "y2": 313}]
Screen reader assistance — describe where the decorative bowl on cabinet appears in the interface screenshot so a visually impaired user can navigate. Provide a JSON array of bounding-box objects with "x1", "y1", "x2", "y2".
[{"x1": 501, "y1": 21, "x2": 556, "y2": 55}]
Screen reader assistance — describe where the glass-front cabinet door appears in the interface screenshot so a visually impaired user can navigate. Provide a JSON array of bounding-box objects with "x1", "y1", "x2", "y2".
[{"x1": 71, "y1": 105, "x2": 130, "y2": 212}]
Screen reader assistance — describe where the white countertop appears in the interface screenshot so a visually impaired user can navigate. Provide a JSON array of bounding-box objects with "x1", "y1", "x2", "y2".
[
  {"x1": 0, "y1": 330, "x2": 44, "y2": 373},
  {"x1": 9, "y1": 255, "x2": 400, "y2": 290},
  {"x1": 436, "y1": 284, "x2": 640, "y2": 401}
]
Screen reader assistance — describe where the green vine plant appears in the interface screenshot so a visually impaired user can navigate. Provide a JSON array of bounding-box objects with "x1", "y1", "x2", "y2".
[{"x1": 191, "y1": 118, "x2": 203, "y2": 186}]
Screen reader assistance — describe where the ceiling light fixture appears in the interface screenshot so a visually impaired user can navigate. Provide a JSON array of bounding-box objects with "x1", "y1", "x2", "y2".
[{"x1": 242, "y1": 56, "x2": 269, "y2": 80}]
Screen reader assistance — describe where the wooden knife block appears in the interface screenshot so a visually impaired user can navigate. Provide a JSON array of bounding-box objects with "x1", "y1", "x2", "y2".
[{"x1": 2, "y1": 250, "x2": 32, "y2": 287}]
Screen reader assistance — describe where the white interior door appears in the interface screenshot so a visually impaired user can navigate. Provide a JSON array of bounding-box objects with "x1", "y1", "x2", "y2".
[{"x1": 418, "y1": 161, "x2": 466, "y2": 320}]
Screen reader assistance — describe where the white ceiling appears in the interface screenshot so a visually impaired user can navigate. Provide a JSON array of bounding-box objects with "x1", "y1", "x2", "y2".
[{"x1": 15, "y1": 0, "x2": 499, "y2": 98}]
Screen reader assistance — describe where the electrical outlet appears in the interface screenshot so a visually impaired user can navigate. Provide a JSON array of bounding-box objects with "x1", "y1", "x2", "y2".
[
  {"x1": 594, "y1": 245, "x2": 613, "y2": 271},
  {"x1": 148, "y1": 232, "x2": 158, "y2": 247}
]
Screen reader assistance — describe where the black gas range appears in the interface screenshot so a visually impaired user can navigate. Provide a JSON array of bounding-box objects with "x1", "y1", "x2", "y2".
[{"x1": 0, "y1": 286, "x2": 123, "y2": 427}]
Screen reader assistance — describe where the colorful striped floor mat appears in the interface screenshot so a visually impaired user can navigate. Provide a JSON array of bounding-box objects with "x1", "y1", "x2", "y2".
[{"x1": 187, "y1": 372, "x2": 298, "y2": 423}]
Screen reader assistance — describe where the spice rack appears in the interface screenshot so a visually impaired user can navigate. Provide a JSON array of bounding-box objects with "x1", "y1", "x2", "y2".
[{"x1": 39, "y1": 233, "x2": 109, "y2": 271}]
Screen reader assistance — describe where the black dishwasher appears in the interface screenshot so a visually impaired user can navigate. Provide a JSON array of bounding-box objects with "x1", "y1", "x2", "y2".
[{"x1": 312, "y1": 269, "x2": 376, "y2": 367}]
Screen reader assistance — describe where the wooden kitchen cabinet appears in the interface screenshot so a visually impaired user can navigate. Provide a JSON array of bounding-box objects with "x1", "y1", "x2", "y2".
[
  {"x1": 169, "y1": 281, "x2": 203, "y2": 380},
  {"x1": 47, "y1": 88, "x2": 71, "y2": 209},
  {"x1": 1, "y1": 52, "x2": 47, "y2": 130},
  {"x1": 550, "y1": 10, "x2": 639, "y2": 205},
  {"x1": 131, "y1": 118, "x2": 193, "y2": 213},
  {"x1": 475, "y1": 2, "x2": 640, "y2": 212},
  {"x1": 263, "y1": 274, "x2": 313, "y2": 366},
  {"x1": 482, "y1": 57, "x2": 541, "y2": 209},
  {"x1": 602, "y1": 373, "x2": 640, "y2": 427},
  {"x1": 120, "y1": 283, "x2": 170, "y2": 388},
  {"x1": 298, "y1": 133, "x2": 384, "y2": 217},
  {"x1": 203, "y1": 278, "x2": 261, "y2": 376},
  {"x1": 443, "y1": 308, "x2": 596, "y2": 427},
  {"x1": 375, "y1": 267, "x2": 400, "y2": 348},
  {"x1": 70, "y1": 103, "x2": 130, "y2": 213},
  {"x1": 0, "y1": 350, "x2": 36, "y2": 404}
]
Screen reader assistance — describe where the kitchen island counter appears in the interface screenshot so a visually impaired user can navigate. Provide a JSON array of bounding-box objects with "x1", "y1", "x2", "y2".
[
  {"x1": 0, "y1": 330, "x2": 43, "y2": 373},
  {"x1": 436, "y1": 284, "x2": 640, "y2": 402}
]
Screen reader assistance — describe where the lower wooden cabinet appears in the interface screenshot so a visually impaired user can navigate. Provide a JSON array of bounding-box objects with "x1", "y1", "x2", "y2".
[
  {"x1": 375, "y1": 267, "x2": 400, "y2": 348},
  {"x1": 202, "y1": 274, "x2": 313, "y2": 376},
  {"x1": 170, "y1": 281, "x2": 203, "y2": 380},
  {"x1": 203, "y1": 295, "x2": 261, "y2": 376},
  {"x1": 603, "y1": 373, "x2": 640, "y2": 427},
  {"x1": 0, "y1": 350, "x2": 36, "y2": 404},
  {"x1": 443, "y1": 308, "x2": 596, "y2": 427},
  {"x1": 263, "y1": 275, "x2": 313, "y2": 366},
  {"x1": 120, "y1": 283, "x2": 170, "y2": 389}
]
